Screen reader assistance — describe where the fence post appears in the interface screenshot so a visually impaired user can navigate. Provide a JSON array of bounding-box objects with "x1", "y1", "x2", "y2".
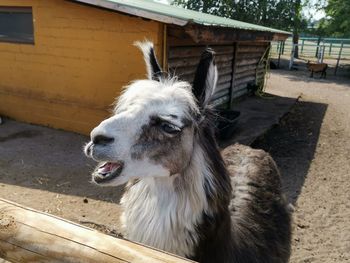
[
  {"x1": 329, "y1": 42, "x2": 333, "y2": 56},
  {"x1": 277, "y1": 40, "x2": 282, "y2": 68},
  {"x1": 315, "y1": 37, "x2": 321, "y2": 57},
  {"x1": 289, "y1": 44, "x2": 295, "y2": 70},
  {"x1": 335, "y1": 41, "x2": 344, "y2": 75},
  {"x1": 317, "y1": 45, "x2": 325, "y2": 63},
  {"x1": 301, "y1": 39, "x2": 305, "y2": 54}
]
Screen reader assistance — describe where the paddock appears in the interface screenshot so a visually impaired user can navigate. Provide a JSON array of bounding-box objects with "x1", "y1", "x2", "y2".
[{"x1": 1, "y1": 68, "x2": 349, "y2": 262}]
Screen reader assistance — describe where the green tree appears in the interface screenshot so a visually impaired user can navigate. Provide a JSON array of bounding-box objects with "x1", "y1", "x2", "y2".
[
  {"x1": 319, "y1": 0, "x2": 350, "y2": 37},
  {"x1": 173, "y1": 0, "x2": 307, "y2": 32},
  {"x1": 293, "y1": 0, "x2": 302, "y2": 58}
]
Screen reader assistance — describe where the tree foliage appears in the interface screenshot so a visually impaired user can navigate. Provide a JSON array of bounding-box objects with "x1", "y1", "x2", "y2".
[
  {"x1": 318, "y1": 0, "x2": 350, "y2": 37},
  {"x1": 173, "y1": 0, "x2": 308, "y2": 32}
]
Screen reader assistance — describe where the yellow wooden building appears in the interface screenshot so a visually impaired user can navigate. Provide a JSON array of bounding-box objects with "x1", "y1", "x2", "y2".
[{"x1": 0, "y1": 0, "x2": 289, "y2": 135}]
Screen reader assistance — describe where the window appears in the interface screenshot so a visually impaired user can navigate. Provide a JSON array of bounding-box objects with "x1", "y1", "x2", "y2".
[{"x1": 0, "y1": 7, "x2": 34, "y2": 44}]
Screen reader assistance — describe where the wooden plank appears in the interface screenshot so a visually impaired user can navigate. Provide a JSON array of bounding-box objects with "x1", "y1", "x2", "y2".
[
  {"x1": 235, "y1": 64, "x2": 257, "y2": 74},
  {"x1": 235, "y1": 64, "x2": 264, "y2": 74},
  {"x1": 168, "y1": 57, "x2": 200, "y2": 68},
  {"x1": 0, "y1": 198, "x2": 194, "y2": 263},
  {"x1": 234, "y1": 83, "x2": 248, "y2": 91},
  {"x1": 234, "y1": 69, "x2": 256, "y2": 80},
  {"x1": 229, "y1": 42, "x2": 239, "y2": 107},
  {"x1": 183, "y1": 24, "x2": 286, "y2": 44},
  {"x1": 211, "y1": 95, "x2": 230, "y2": 106},
  {"x1": 234, "y1": 75, "x2": 256, "y2": 86},
  {"x1": 231, "y1": 87, "x2": 248, "y2": 100},
  {"x1": 236, "y1": 58, "x2": 260, "y2": 67},
  {"x1": 169, "y1": 46, "x2": 234, "y2": 59},
  {"x1": 167, "y1": 25, "x2": 289, "y2": 47},
  {"x1": 217, "y1": 73, "x2": 232, "y2": 85},
  {"x1": 168, "y1": 43, "x2": 244, "y2": 105},
  {"x1": 216, "y1": 81, "x2": 232, "y2": 92},
  {"x1": 169, "y1": 65, "x2": 197, "y2": 76},
  {"x1": 237, "y1": 42, "x2": 268, "y2": 46},
  {"x1": 216, "y1": 60, "x2": 233, "y2": 69},
  {"x1": 219, "y1": 66, "x2": 234, "y2": 75},
  {"x1": 238, "y1": 46, "x2": 268, "y2": 53},
  {"x1": 169, "y1": 54, "x2": 232, "y2": 68},
  {"x1": 212, "y1": 88, "x2": 230, "y2": 100},
  {"x1": 236, "y1": 52, "x2": 266, "y2": 59},
  {"x1": 236, "y1": 68, "x2": 257, "y2": 76}
]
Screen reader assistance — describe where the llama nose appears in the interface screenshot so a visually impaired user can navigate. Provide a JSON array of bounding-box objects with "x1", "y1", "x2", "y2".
[{"x1": 92, "y1": 135, "x2": 114, "y2": 145}]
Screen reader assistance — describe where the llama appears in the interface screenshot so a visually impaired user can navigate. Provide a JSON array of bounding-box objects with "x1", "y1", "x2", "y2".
[
  {"x1": 84, "y1": 42, "x2": 291, "y2": 263},
  {"x1": 306, "y1": 60, "x2": 328, "y2": 78}
]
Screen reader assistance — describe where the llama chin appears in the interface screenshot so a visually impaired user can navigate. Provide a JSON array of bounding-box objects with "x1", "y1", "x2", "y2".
[{"x1": 85, "y1": 41, "x2": 292, "y2": 263}]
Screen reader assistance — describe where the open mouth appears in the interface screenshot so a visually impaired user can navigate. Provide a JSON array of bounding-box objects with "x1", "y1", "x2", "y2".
[{"x1": 92, "y1": 161, "x2": 124, "y2": 184}]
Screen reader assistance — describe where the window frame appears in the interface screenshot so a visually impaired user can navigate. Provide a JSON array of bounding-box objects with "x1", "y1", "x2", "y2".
[{"x1": 0, "y1": 6, "x2": 34, "y2": 44}]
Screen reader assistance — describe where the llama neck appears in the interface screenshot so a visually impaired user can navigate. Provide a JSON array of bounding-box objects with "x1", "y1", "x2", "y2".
[{"x1": 120, "y1": 143, "x2": 216, "y2": 257}]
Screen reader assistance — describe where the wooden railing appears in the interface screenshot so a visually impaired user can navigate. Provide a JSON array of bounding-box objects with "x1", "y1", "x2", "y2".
[{"x1": 0, "y1": 198, "x2": 194, "y2": 263}]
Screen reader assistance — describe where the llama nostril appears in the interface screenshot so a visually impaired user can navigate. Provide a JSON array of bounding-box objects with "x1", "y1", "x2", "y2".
[{"x1": 93, "y1": 135, "x2": 114, "y2": 145}]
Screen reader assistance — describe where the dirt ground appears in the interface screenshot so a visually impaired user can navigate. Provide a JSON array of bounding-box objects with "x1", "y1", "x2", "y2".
[
  {"x1": 0, "y1": 63, "x2": 349, "y2": 262},
  {"x1": 254, "y1": 65, "x2": 350, "y2": 262},
  {"x1": 0, "y1": 120, "x2": 125, "y2": 235}
]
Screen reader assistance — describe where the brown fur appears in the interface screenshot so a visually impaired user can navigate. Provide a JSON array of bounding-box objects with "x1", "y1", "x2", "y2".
[
  {"x1": 131, "y1": 116, "x2": 194, "y2": 175},
  {"x1": 306, "y1": 61, "x2": 328, "y2": 78},
  {"x1": 191, "y1": 112, "x2": 291, "y2": 263}
]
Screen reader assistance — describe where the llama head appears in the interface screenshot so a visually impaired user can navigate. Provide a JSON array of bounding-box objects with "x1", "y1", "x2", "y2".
[{"x1": 84, "y1": 41, "x2": 218, "y2": 186}]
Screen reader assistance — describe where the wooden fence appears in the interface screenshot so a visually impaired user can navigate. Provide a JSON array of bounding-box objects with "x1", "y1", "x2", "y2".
[{"x1": 0, "y1": 198, "x2": 194, "y2": 263}]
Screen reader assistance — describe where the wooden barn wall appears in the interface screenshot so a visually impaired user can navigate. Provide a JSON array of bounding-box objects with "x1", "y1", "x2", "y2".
[
  {"x1": 0, "y1": 0, "x2": 163, "y2": 135},
  {"x1": 233, "y1": 42, "x2": 269, "y2": 100},
  {"x1": 167, "y1": 42, "x2": 269, "y2": 108},
  {"x1": 168, "y1": 45, "x2": 234, "y2": 106}
]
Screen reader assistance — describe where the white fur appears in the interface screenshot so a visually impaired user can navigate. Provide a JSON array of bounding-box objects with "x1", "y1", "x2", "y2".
[
  {"x1": 89, "y1": 79, "x2": 199, "y2": 185},
  {"x1": 88, "y1": 41, "x2": 217, "y2": 257},
  {"x1": 134, "y1": 41, "x2": 159, "y2": 80},
  {"x1": 203, "y1": 61, "x2": 218, "y2": 106},
  {"x1": 121, "y1": 145, "x2": 213, "y2": 257}
]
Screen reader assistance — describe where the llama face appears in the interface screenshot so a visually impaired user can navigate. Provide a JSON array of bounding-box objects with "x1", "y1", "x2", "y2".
[
  {"x1": 84, "y1": 79, "x2": 198, "y2": 186},
  {"x1": 84, "y1": 41, "x2": 217, "y2": 186}
]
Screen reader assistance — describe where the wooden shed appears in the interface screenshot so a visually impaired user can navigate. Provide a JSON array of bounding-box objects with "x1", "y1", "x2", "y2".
[{"x1": 0, "y1": 0, "x2": 290, "y2": 135}]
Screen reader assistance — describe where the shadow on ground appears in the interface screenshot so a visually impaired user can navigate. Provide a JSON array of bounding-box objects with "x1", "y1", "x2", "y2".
[
  {"x1": 252, "y1": 100, "x2": 328, "y2": 204},
  {"x1": 220, "y1": 94, "x2": 299, "y2": 147},
  {"x1": 0, "y1": 119, "x2": 124, "y2": 203}
]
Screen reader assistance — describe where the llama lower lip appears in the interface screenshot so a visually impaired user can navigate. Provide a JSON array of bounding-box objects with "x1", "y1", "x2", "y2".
[{"x1": 93, "y1": 161, "x2": 124, "y2": 184}]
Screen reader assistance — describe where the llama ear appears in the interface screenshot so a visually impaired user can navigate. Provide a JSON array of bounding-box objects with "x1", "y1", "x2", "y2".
[
  {"x1": 134, "y1": 41, "x2": 163, "y2": 81},
  {"x1": 192, "y1": 48, "x2": 218, "y2": 108}
]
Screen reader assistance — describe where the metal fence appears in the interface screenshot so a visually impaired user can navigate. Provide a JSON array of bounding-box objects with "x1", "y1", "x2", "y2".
[
  {"x1": 271, "y1": 37, "x2": 350, "y2": 75},
  {"x1": 271, "y1": 37, "x2": 350, "y2": 58}
]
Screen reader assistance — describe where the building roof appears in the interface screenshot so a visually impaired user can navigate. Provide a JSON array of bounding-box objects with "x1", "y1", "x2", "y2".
[{"x1": 73, "y1": 0, "x2": 291, "y2": 35}]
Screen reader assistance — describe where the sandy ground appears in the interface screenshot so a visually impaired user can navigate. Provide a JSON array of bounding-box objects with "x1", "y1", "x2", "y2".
[
  {"x1": 254, "y1": 65, "x2": 350, "y2": 262},
  {"x1": 0, "y1": 120, "x2": 124, "y2": 235},
  {"x1": 0, "y1": 63, "x2": 349, "y2": 262}
]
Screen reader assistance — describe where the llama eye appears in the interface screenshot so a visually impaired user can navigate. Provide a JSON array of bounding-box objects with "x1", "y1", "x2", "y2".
[{"x1": 160, "y1": 122, "x2": 181, "y2": 134}]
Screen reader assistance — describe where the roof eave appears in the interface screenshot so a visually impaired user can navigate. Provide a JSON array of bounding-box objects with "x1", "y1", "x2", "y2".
[
  {"x1": 72, "y1": 0, "x2": 291, "y2": 39},
  {"x1": 182, "y1": 23, "x2": 289, "y2": 44},
  {"x1": 72, "y1": 0, "x2": 188, "y2": 26}
]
